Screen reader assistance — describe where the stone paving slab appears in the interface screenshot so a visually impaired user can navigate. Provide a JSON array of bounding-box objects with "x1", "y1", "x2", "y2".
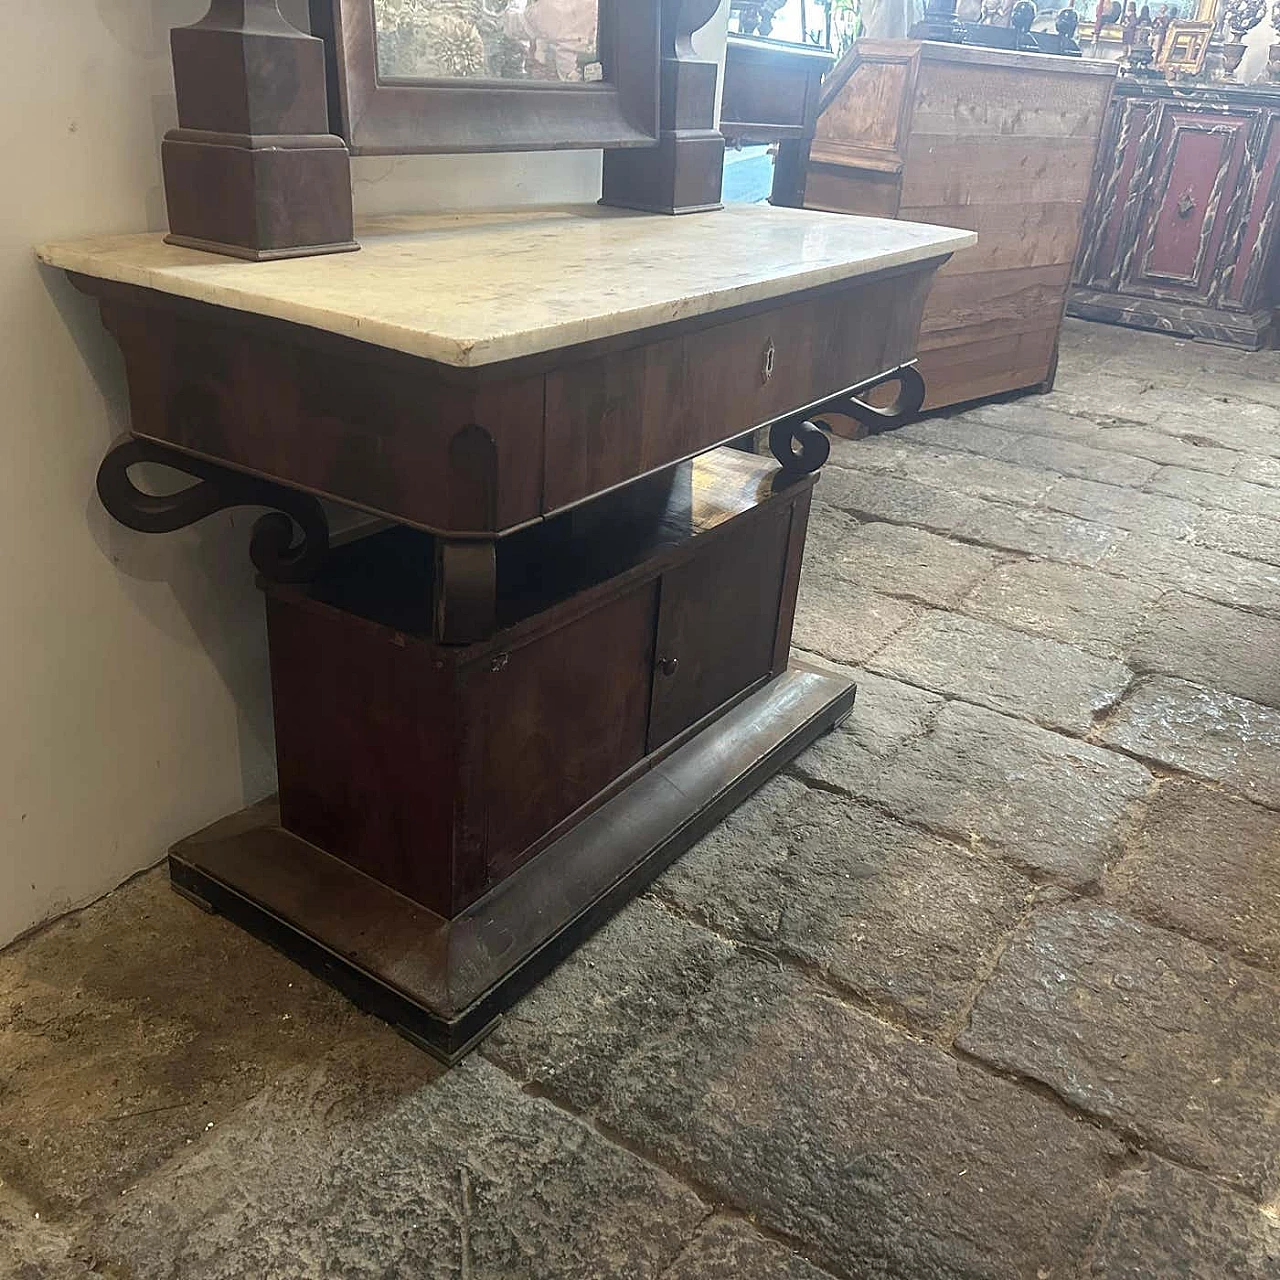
[
  {"x1": 1099, "y1": 676, "x2": 1280, "y2": 808},
  {"x1": 1129, "y1": 592, "x2": 1280, "y2": 708},
  {"x1": 791, "y1": 667, "x2": 944, "y2": 794},
  {"x1": 1104, "y1": 782, "x2": 1280, "y2": 971},
  {"x1": 657, "y1": 784, "x2": 1037, "y2": 1035},
  {"x1": 1146, "y1": 466, "x2": 1280, "y2": 520},
  {"x1": 954, "y1": 500, "x2": 1120, "y2": 566},
  {"x1": 1091, "y1": 425, "x2": 1242, "y2": 476},
  {"x1": 967, "y1": 400, "x2": 1101, "y2": 440},
  {"x1": 1193, "y1": 509, "x2": 1280, "y2": 566},
  {"x1": 961, "y1": 559, "x2": 1162, "y2": 659},
  {"x1": 894, "y1": 417, "x2": 1024, "y2": 458},
  {"x1": 1051, "y1": 378, "x2": 1160, "y2": 421},
  {"x1": 87, "y1": 1042, "x2": 705, "y2": 1280},
  {"x1": 870, "y1": 612, "x2": 1134, "y2": 734},
  {"x1": 892, "y1": 416, "x2": 1165, "y2": 489},
  {"x1": 1099, "y1": 532, "x2": 1280, "y2": 617},
  {"x1": 817, "y1": 463, "x2": 985, "y2": 535},
  {"x1": 1148, "y1": 402, "x2": 1280, "y2": 460},
  {"x1": 805, "y1": 512, "x2": 1000, "y2": 609},
  {"x1": 488, "y1": 898, "x2": 1124, "y2": 1280},
  {"x1": 1005, "y1": 433, "x2": 1162, "y2": 488},
  {"x1": 1234, "y1": 454, "x2": 1280, "y2": 489},
  {"x1": 819, "y1": 464, "x2": 1121, "y2": 566},
  {"x1": 866, "y1": 700, "x2": 1152, "y2": 887},
  {"x1": 662, "y1": 1217, "x2": 839, "y2": 1280},
  {"x1": 827, "y1": 437, "x2": 1056, "y2": 506},
  {"x1": 796, "y1": 509, "x2": 923, "y2": 665},
  {"x1": 1039, "y1": 476, "x2": 1199, "y2": 539},
  {"x1": 1092, "y1": 1157, "x2": 1280, "y2": 1280},
  {"x1": 0, "y1": 871, "x2": 365, "y2": 1213},
  {"x1": 959, "y1": 903, "x2": 1280, "y2": 1197},
  {"x1": 1204, "y1": 372, "x2": 1280, "y2": 415}
]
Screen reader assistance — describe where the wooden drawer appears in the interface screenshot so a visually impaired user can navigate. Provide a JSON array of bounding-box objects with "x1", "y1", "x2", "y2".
[{"x1": 542, "y1": 268, "x2": 933, "y2": 512}]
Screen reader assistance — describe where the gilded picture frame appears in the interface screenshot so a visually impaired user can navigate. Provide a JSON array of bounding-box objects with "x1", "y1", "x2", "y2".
[
  {"x1": 1078, "y1": 0, "x2": 1218, "y2": 46},
  {"x1": 1156, "y1": 18, "x2": 1214, "y2": 72},
  {"x1": 309, "y1": 0, "x2": 662, "y2": 155}
]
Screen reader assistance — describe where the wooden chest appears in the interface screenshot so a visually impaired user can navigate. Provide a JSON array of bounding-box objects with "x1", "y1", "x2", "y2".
[
  {"x1": 1070, "y1": 81, "x2": 1280, "y2": 350},
  {"x1": 782, "y1": 40, "x2": 1116, "y2": 410}
]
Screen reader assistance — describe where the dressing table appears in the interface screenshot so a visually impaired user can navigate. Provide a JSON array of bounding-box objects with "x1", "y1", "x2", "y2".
[{"x1": 38, "y1": 1, "x2": 972, "y2": 1060}]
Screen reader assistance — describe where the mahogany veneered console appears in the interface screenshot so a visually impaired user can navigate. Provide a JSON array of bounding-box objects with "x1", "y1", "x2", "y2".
[{"x1": 39, "y1": 205, "x2": 971, "y2": 1059}]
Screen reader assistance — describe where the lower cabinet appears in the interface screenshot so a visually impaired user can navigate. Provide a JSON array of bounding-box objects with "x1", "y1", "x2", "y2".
[{"x1": 265, "y1": 449, "x2": 813, "y2": 921}]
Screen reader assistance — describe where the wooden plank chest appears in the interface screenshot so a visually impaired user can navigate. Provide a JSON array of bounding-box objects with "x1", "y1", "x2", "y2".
[{"x1": 782, "y1": 39, "x2": 1117, "y2": 411}]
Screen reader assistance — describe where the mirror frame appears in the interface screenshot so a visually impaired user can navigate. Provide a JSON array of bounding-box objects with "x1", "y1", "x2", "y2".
[{"x1": 309, "y1": 0, "x2": 662, "y2": 155}]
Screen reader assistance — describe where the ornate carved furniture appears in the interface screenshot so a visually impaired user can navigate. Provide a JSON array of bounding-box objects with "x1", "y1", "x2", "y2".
[
  {"x1": 1069, "y1": 80, "x2": 1280, "y2": 349},
  {"x1": 40, "y1": 207, "x2": 971, "y2": 1059},
  {"x1": 776, "y1": 39, "x2": 1116, "y2": 411}
]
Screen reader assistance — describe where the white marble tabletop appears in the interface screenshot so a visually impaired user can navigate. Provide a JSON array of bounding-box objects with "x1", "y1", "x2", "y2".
[{"x1": 38, "y1": 205, "x2": 974, "y2": 368}]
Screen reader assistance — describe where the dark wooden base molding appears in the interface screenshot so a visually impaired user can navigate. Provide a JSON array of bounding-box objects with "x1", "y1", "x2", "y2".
[
  {"x1": 1067, "y1": 288, "x2": 1274, "y2": 351},
  {"x1": 169, "y1": 661, "x2": 855, "y2": 1062}
]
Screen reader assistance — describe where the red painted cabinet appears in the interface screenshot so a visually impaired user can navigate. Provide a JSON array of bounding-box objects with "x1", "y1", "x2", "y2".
[{"x1": 1071, "y1": 82, "x2": 1280, "y2": 348}]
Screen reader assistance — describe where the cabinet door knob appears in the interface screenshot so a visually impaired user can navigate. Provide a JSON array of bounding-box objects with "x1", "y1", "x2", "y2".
[
  {"x1": 658, "y1": 656, "x2": 679, "y2": 677},
  {"x1": 1176, "y1": 188, "x2": 1196, "y2": 220}
]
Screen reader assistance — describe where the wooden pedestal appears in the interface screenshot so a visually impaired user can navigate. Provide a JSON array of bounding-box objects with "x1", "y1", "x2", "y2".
[{"x1": 170, "y1": 450, "x2": 852, "y2": 1060}]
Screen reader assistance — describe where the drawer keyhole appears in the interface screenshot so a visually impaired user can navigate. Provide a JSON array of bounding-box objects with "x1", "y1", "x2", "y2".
[
  {"x1": 658, "y1": 656, "x2": 680, "y2": 677},
  {"x1": 761, "y1": 340, "x2": 776, "y2": 385}
]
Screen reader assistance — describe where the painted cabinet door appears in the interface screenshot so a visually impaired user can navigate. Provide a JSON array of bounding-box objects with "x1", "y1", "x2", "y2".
[{"x1": 1120, "y1": 105, "x2": 1254, "y2": 302}]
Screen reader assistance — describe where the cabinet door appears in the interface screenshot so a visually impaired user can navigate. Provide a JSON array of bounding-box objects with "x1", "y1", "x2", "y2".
[
  {"x1": 1122, "y1": 106, "x2": 1255, "y2": 301},
  {"x1": 647, "y1": 503, "x2": 791, "y2": 751},
  {"x1": 482, "y1": 581, "x2": 658, "y2": 885}
]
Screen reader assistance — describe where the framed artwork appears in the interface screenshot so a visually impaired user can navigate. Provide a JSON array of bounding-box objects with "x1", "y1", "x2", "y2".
[
  {"x1": 1078, "y1": 0, "x2": 1218, "y2": 46},
  {"x1": 1156, "y1": 18, "x2": 1214, "y2": 70},
  {"x1": 309, "y1": 0, "x2": 662, "y2": 155}
]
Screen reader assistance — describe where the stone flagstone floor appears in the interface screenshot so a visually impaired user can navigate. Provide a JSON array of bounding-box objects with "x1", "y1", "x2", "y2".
[{"x1": 3, "y1": 319, "x2": 1279, "y2": 1279}]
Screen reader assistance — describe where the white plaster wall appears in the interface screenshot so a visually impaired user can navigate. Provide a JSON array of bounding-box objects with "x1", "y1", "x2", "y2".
[{"x1": 1, "y1": 0, "x2": 736, "y2": 946}]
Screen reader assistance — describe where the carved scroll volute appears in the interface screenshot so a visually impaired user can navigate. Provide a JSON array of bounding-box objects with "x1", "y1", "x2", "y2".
[
  {"x1": 97, "y1": 436, "x2": 330, "y2": 583},
  {"x1": 601, "y1": 0, "x2": 726, "y2": 214}
]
